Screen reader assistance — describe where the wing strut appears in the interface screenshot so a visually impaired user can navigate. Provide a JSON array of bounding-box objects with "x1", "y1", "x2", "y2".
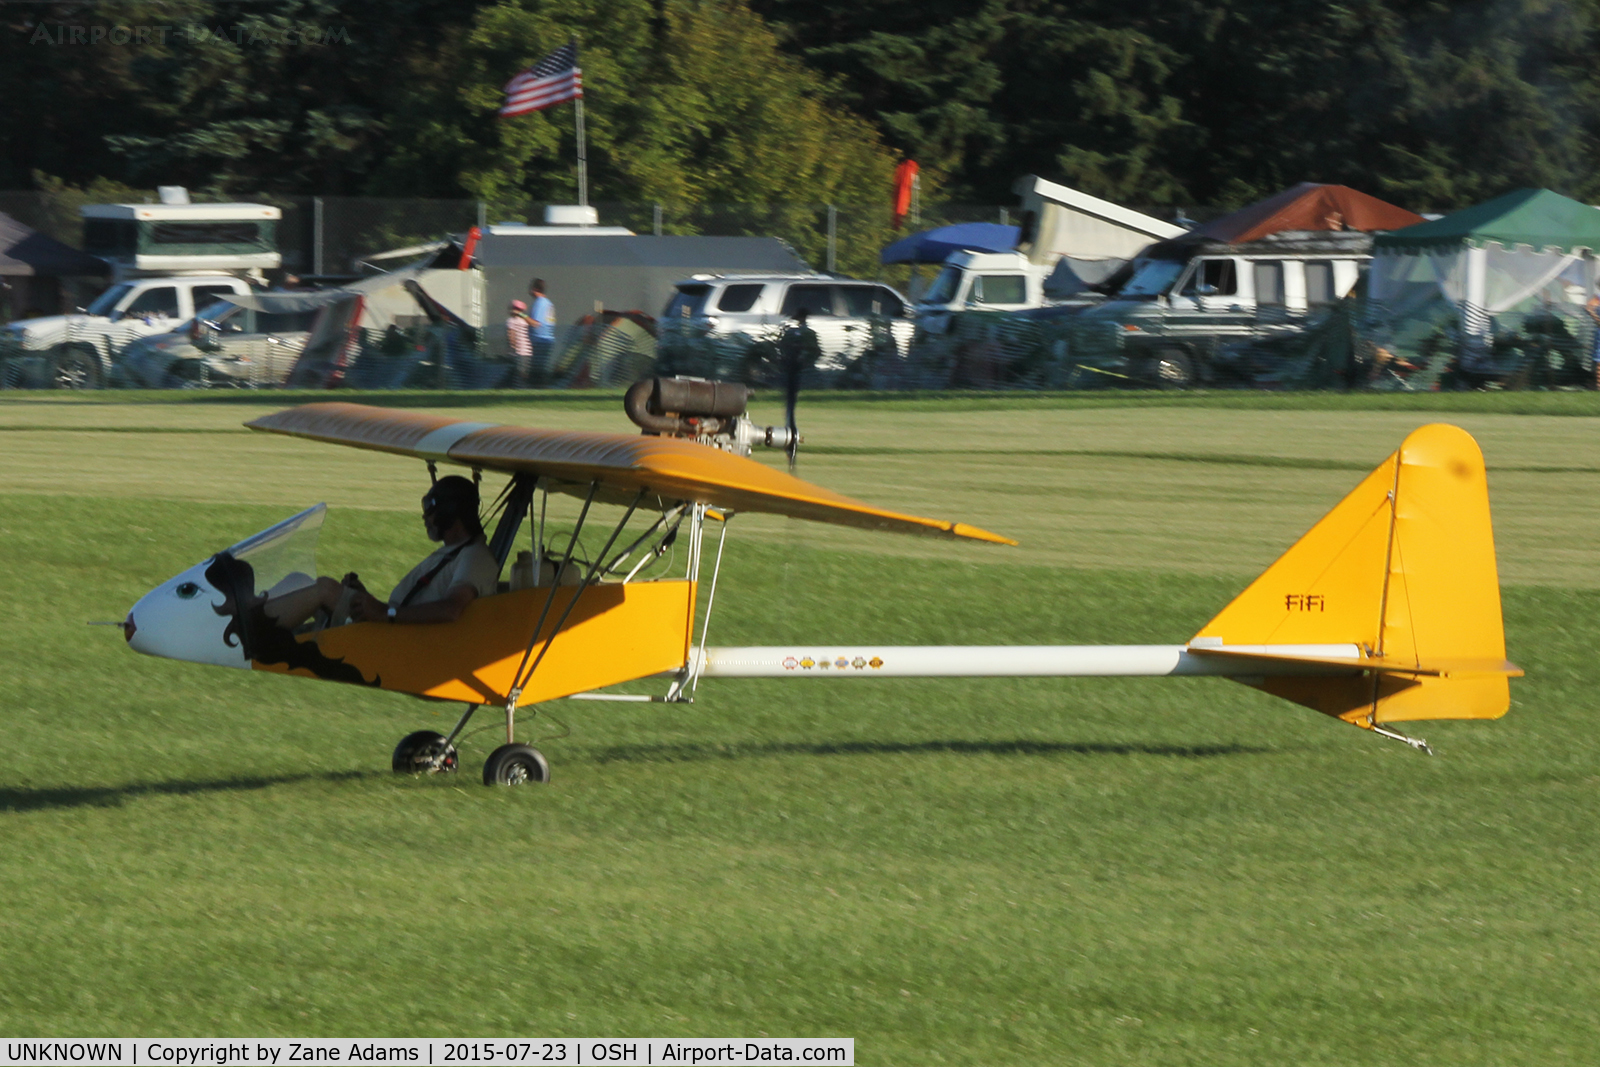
[
  {"x1": 503, "y1": 480, "x2": 598, "y2": 737},
  {"x1": 502, "y1": 486, "x2": 646, "y2": 743},
  {"x1": 688, "y1": 511, "x2": 732, "y2": 699}
]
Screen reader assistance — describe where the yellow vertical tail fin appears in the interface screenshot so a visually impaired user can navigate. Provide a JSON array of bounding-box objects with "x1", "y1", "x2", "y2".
[{"x1": 1194, "y1": 423, "x2": 1517, "y2": 725}]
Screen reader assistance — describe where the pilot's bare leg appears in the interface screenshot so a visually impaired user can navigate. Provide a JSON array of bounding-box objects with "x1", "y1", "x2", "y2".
[{"x1": 264, "y1": 575, "x2": 346, "y2": 629}]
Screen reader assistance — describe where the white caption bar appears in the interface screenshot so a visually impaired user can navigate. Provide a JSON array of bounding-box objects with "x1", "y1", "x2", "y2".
[{"x1": 0, "y1": 1041, "x2": 852, "y2": 1067}]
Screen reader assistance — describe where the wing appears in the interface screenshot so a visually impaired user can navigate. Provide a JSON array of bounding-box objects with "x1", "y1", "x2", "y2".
[{"x1": 245, "y1": 402, "x2": 1016, "y2": 545}]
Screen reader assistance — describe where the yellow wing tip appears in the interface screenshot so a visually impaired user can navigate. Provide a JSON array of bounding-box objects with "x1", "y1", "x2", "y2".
[{"x1": 952, "y1": 523, "x2": 1018, "y2": 546}]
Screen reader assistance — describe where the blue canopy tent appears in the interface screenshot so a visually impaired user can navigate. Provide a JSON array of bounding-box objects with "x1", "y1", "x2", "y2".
[{"x1": 880, "y1": 223, "x2": 1019, "y2": 265}]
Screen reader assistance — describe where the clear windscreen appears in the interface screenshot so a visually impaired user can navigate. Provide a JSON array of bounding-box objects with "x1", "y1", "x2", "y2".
[
  {"x1": 86, "y1": 283, "x2": 134, "y2": 316},
  {"x1": 197, "y1": 301, "x2": 244, "y2": 327},
  {"x1": 225, "y1": 503, "x2": 325, "y2": 598},
  {"x1": 922, "y1": 266, "x2": 963, "y2": 305},
  {"x1": 663, "y1": 285, "x2": 710, "y2": 319},
  {"x1": 1118, "y1": 259, "x2": 1185, "y2": 298}
]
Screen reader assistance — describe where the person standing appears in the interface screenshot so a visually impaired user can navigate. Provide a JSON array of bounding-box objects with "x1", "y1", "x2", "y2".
[
  {"x1": 1586, "y1": 294, "x2": 1600, "y2": 390},
  {"x1": 527, "y1": 278, "x2": 556, "y2": 385},
  {"x1": 507, "y1": 299, "x2": 533, "y2": 382}
]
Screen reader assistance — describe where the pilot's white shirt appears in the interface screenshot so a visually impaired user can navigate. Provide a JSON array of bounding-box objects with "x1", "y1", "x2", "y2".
[{"x1": 389, "y1": 539, "x2": 499, "y2": 606}]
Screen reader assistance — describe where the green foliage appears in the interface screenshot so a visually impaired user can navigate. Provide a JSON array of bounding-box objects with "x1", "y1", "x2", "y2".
[
  {"x1": 369, "y1": 0, "x2": 899, "y2": 271},
  {"x1": 2, "y1": 1, "x2": 481, "y2": 194},
  {"x1": 7, "y1": 0, "x2": 1600, "y2": 228},
  {"x1": 25, "y1": 172, "x2": 154, "y2": 248},
  {"x1": 753, "y1": 0, "x2": 1600, "y2": 208}
]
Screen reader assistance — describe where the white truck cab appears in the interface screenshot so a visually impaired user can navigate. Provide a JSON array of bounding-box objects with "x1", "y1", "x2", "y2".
[
  {"x1": 913, "y1": 178, "x2": 1186, "y2": 328},
  {"x1": 3, "y1": 274, "x2": 254, "y2": 387},
  {"x1": 918, "y1": 251, "x2": 1045, "y2": 316},
  {"x1": 1076, "y1": 231, "x2": 1373, "y2": 386},
  {"x1": 1125, "y1": 252, "x2": 1363, "y2": 316},
  {"x1": 1, "y1": 189, "x2": 275, "y2": 387}
]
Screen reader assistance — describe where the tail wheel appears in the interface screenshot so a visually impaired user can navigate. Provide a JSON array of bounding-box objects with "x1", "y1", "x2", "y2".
[
  {"x1": 392, "y1": 730, "x2": 458, "y2": 774},
  {"x1": 483, "y1": 743, "x2": 550, "y2": 786},
  {"x1": 1150, "y1": 348, "x2": 1195, "y2": 390},
  {"x1": 51, "y1": 345, "x2": 102, "y2": 390}
]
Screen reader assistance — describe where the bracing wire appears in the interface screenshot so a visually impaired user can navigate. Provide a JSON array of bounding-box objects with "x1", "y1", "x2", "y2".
[
  {"x1": 507, "y1": 481, "x2": 599, "y2": 702},
  {"x1": 690, "y1": 514, "x2": 731, "y2": 696},
  {"x1": 532, "y1": 710, "x2": 572, "y2": 747},
  {"x1": 509, "y1": 487, "x2": 645, "y2": 701}
]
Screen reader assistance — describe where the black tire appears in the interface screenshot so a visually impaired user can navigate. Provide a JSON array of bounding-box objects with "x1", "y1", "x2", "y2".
[
  {"x1": 482, "y1": 743, "x2": 550, "y2": 786},
  {"x1": 51, "y1": 344, "x2": 102, "y2": 390},
  {"x1": 1150, "y1": 347, "x2": 1195, "y2": 390},
  {"x1": 392, "y1": 730, "x2": 458, "y2": 774}
]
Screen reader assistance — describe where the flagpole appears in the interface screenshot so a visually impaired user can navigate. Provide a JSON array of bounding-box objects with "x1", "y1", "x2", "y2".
[{"x1": 575, "y1": 95, "x2": 588, "y2": 208}]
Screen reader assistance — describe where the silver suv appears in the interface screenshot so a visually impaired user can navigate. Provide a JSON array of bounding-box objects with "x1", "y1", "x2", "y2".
[
  {"x1": 112, "y1": 299, "x2": 318, "y2": 388},
  {"x1": 660, "y1": 274, "x2": 914, "y2": 379}
]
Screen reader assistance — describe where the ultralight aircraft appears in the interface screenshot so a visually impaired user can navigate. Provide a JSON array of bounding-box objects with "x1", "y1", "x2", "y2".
[{"x1": 122, "y1": 379, "x2": 1521, "y2": 784}]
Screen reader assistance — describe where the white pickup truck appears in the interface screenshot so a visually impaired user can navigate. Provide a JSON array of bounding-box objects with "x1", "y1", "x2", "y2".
[
  {"x1": 1, "y1": 274, "x2": 252, "y2": 388},
  {"x1": 914, "y1": 178, "x2": 1186, "y2": 327}
]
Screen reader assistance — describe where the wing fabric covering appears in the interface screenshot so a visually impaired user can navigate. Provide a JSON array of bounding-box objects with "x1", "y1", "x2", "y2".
[
  {"x1": 246, "y1": 403, "x2": 1015, "y2": 545},
  {"x1": 1191, "y1": 423, "x2": 1518, "y2": 724}
]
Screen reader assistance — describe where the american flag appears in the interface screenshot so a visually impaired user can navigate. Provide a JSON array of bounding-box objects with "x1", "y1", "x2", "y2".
[{"x1": 499, "y1": 41, "x2": 583, "y2": 117}]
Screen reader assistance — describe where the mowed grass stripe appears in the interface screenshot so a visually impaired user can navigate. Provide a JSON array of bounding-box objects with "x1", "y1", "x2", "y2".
[
  {"x1": 2, "y1": 400, "x2": 1598, "y2": 589},
  {"x1": 3, "y1": 424, "x2": 1597, "y2": 477}
]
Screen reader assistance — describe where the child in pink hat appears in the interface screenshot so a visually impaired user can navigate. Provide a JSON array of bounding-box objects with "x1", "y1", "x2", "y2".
[{"x1": 507, "y1": 299, "x2": 533, "y2": 377}]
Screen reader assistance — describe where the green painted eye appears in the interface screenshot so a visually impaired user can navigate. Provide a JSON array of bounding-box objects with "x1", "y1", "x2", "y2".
[{"x1": 175, "y1": 582, "x2": 201, "y2": 599}]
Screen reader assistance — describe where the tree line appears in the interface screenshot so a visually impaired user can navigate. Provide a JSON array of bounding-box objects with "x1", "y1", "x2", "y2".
[{"x1": 3, "y1": 0, "x2": 1595, "y2": 216}]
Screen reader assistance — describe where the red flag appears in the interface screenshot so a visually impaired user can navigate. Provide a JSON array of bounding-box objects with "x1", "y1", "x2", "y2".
[
  {"x1": 892, "y1": 160, "x2": 919, "y2": 230},
  {"x1": 458, "y1": 226, "x2": 481, "y2": 270}
]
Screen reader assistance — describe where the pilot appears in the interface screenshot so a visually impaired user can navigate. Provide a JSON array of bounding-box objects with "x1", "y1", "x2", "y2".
[{"x1": 264, "y1": 475, "x2": 499, "y2": 629}]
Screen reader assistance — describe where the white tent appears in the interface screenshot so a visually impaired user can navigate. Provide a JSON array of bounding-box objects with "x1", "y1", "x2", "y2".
[{"x1": 1369, "y1": 189, "x2": 1600, "y2": 339}]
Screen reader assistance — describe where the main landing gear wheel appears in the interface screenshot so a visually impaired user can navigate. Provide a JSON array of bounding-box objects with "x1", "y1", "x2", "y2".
[
  {"x1": 483, "y1": 743, "x2": 551, "y2": 786},
  {"x1": 392, "y1": 730, "x2": 459, "y2": 774}
]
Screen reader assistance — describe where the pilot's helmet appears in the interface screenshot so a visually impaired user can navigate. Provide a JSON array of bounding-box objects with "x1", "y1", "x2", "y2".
[{"x1": 423, "y1": 475, "x2": 480, "y2": 531}]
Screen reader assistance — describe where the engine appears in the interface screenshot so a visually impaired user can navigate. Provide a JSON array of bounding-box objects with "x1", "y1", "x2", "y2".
[{"x1": 624, "y1": 377, "x2": 795, "y2": 457}]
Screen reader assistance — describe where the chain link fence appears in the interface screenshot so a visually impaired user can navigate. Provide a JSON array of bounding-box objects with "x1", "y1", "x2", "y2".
[
  {"x1": 9, "y1": 300, "x2": 1595, "y2": 392},
  {"x1": 4, "y1": 188, "x2": 1595, "y2": 391}
]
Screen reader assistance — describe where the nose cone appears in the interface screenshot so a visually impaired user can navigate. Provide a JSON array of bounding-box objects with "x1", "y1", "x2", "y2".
[{"x1": 126, "y1": 559, "x2": 250, "y2": 669}]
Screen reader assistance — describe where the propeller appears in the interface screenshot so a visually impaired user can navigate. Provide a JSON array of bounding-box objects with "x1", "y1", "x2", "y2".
[
  {"x1": 783, "y1": 361, "x2": 800, "y2": 474},
  {"x1": 781, "y1": 308, "x2": 808, "y2": 473}
]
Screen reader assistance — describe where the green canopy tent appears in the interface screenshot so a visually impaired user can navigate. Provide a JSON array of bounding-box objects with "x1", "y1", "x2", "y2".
[{"x1": 1369, "y1": 189, "x2": 1600, "y2": 339}]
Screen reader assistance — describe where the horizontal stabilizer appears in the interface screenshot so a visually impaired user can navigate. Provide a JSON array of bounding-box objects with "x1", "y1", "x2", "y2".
[{"x1": 1186, "y1": 646, "x2": 1522, "y2": 680}]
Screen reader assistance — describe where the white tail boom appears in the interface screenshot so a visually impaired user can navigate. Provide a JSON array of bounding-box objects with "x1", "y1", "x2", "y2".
[{"x1": 696, "y1": 424, "x2": 1520, "y2": 736}]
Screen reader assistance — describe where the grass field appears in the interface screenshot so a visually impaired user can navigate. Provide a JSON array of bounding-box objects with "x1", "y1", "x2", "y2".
[{"x1": 2, "y1": 390, "x2": 1598, "y2": 1062}]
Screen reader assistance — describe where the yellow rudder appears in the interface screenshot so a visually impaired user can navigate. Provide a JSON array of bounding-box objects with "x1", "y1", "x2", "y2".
[{"x1": 1193, "y1": 424, "x2": 1517, "y2": 726}]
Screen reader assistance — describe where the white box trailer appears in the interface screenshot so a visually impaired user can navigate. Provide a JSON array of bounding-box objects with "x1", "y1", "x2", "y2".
[
  {"x1": 81, "y1": 200, "x2": 281, "y2": 279},
  {"x1": 471, "y1": 225, "x2": 812, "y2": 355},
  {"x1": 371, "y1": 218, "x2": 816, "y2": 357}
]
